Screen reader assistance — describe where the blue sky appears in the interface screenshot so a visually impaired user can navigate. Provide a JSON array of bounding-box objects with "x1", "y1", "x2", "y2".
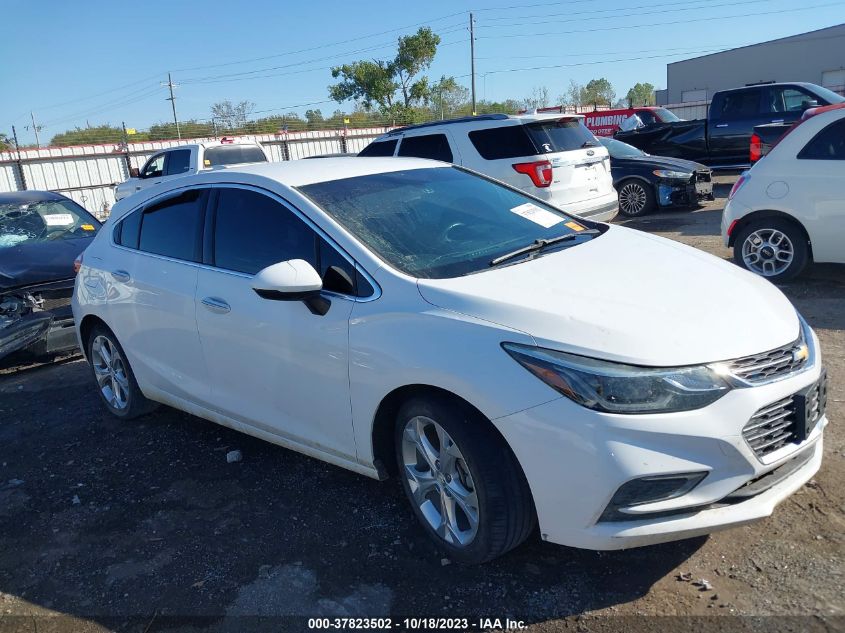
[{"x1": 2, "y1": 0, "x2": 843, "y2": 145}]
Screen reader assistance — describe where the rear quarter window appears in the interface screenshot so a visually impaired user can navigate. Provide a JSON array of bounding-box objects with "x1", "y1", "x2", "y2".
[
  {"x1": 525, "y1": 119, "x2": 598, "y2": 153},
  {"x1": 359, "y1": 139, "x2": 398, "y2": 157},
  {"x1": 397, "y1": 134, "x2": 453, "y2": 162},
  {"x1": 468, "y1": 125, "x2": 537, "y2": 159}
]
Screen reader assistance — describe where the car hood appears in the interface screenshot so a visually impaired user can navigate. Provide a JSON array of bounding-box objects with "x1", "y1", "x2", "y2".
[
  {"x1": 615, "y1": 154, "x2": 707, "y2": 172},
  {"x1": 416, "y1": 226, "x2": 798, "y2": 366},
  {"x1": 0, "y1": 237, "x2": 93, "y2": 291}
]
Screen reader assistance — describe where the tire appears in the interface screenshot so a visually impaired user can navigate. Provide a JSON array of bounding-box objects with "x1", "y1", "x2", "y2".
[
  {"x1": 733, "y1": 218, "x2": 809, "y2": 282},
  {"x1": 617, "y1": 179, "x2": 656, "y2": 217},
  {"x1": 86, "y1": 324, "x2": 157, "y2": 419},
  {"x1": 394, "y1": 394, "x2": 536, "y2": 564}
]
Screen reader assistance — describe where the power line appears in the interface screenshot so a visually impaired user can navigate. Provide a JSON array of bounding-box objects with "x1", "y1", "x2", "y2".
[
  {"x1": 477, "y1": 2, "x2": 844, "y2": 39},
  {"x1": 479, "y1": 0, "x2": 768, "y2": 21}
]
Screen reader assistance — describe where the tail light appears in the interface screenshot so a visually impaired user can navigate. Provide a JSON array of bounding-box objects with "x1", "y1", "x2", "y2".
[
  {"x1": 728, "y1": 174, "x2": 749, "y2": 201},
  {"x1": 512, "y1": 160, "x2": 553, "y2": 188},
  {"x1": 73, "y1": 252, "x2": 84, "y2": 275},
  {"x1": 750, "y1": 133, "x2": 762, "y2": 163}
]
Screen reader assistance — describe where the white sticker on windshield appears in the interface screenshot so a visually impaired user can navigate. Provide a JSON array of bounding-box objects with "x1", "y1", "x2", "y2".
[
  {"x1": 509, "y1": 203, "x2": 563, "y2": 229},
  {"x1": 43, "y1": 213, "x2": 74, "y2": 226}
]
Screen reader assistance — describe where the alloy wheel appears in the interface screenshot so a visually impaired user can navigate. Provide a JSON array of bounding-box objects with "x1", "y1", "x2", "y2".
[
  {"x1": 91, "y1": 335, "x2": 130, "y2": 410},
  {"x1": 741, "y1": 228, "x2": 794, "y2": 277},
  {"x1": 619, "y1": 182, "x2": 648, "y2": 215},
  {"x1": 400, "y1": 415, "x2": 479, "y2": 547}
]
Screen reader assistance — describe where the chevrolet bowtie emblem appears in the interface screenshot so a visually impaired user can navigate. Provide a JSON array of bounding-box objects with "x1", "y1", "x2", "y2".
[{"x1": 793, "y1": 344, "x2": 809, "y2": 363}]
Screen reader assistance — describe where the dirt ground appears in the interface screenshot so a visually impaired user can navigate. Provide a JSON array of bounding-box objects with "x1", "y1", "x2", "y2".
[{"x1": 0, "y1": 175, "x2": 843, "y2": 633}]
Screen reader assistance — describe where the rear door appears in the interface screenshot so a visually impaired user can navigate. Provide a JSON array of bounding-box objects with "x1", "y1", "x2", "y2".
[
  {"x1": 523, "y1": 118, "x2": 614, "y2": 205},
  {"x1": 708, "y1": 88, "x2": 771, "y2": 165}
]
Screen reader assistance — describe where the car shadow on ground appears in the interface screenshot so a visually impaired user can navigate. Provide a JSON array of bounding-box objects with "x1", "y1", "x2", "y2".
[{"x1": 0, "y1": 361, "x2": 706, "y2": 631}]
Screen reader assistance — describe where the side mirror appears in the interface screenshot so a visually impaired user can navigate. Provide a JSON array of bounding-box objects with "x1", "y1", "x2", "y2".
[
  {"x1": 129, "y1": 167, "x2": 140, "y2": 178},
  {"x1": 802, "y1": 99, "x2": 819, "y2": 110},
  {"x1": 252, "y1": 259, "x2": 330, "y2": 315}
]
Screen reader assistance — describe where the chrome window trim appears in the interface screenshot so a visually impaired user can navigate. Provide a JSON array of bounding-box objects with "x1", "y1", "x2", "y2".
[{"x1": 108, "y1": 182, "x2": 381, "y2": 303}]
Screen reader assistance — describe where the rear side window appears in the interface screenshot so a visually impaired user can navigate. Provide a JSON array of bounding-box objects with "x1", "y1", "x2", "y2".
[
  {"x1": 798, "y1": 118, "x2": 845, "y2": 160},
  {"x1": 398, "y1": 134, "x2": 453, "y2": 162},
  {"x1": 116, "y1": 209, "x2": 142, "y2": 249},
  {"x1": 525, "y1": 119, "x2": 598, "y2": 153},
  {"x1": 713, "y1": 89, "x2": 762, "y2": 120},
  {"x1": 359, "y1": 139, "x2": 398, "y2": 157},
  {"x1": 203, "y1": 145, "x2": 267, "y2": 167},
  {"x1": 139, "y1": 189, "x2": 207, "y2": 262},
  {"x1": 468, "y1": 126, "x2": 537, "y2": 159},
  {"x1": 212, "y1": 188, "x2": 316, "y2": 274},
  {"x1": 165, "y1": 149, "x2": 191, "y2": 176}
]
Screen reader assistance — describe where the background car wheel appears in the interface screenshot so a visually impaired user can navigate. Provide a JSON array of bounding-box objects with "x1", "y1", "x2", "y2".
[
  {"x1": 618, "y1": 179, "x2": 656, "y2": 217},
  {"x1": 87, "y1": 325, "x2": 157, "y2": 419},
  {"x1": 733, "y1": 218, "x2": 809, "y2": 282},
  {"x1": 394, "y1": 394, "x2": 535, "y2": 564}
]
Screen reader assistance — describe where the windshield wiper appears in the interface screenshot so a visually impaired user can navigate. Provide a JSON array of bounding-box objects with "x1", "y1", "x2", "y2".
[{"x1": 490, "y1": 230, "x2": 600, "y2": 266}]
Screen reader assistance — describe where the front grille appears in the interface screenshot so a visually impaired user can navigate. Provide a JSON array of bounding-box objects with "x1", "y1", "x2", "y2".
[
  {"x1": 743, "y1": 397, "x2": 797, "y2": 458},
  {"x1": 726, "y1": 338, "x2": 807, "y2": 384},
  {"x1": 40, "y1": 296, "x2": 71, "y2": 312}
]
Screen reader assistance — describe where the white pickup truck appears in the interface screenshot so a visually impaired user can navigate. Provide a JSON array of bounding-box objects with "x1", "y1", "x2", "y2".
[{"x1": 114, "y1": 140, "x2": 269, "y2": 201}]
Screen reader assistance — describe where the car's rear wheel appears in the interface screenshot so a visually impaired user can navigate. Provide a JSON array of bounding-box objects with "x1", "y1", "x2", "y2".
[
  {"x1": 618, "y1": 179, "x2": 656, "y2": 217},
  {"x1": 733, "y1": 218, "x2": 809, "y2": 282},
  {"x1": 87, "y1": 325, "x2": 157, "y2": 419},
  {"x1": 394, "y1": 395, "x2": 535, "y2": 564}
]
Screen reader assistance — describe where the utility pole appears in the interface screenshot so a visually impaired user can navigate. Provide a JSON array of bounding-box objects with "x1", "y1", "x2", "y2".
[
  {"x1": 163, "y1": 72, "x2": 182, "y2": 139},
  {"x1": 29, "y1": 112, "x2": 41, "y2": 148},
  {"x1": 11, "y1": 125, "x2": 27, "y2": 190},
  {"x1": 469, "y1": 12, "x2": 476, "y2": 116}
]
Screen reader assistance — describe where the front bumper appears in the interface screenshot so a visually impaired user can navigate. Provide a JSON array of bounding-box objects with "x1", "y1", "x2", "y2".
[
  {"x1": 657, "y1": 172, "x2": 713, "y2": 208},
  {"x1": 0, "y1": 283, "x2": 78, "y2": 363},
  {"x1": 494, "y1": 346, "x2": 827, "y2": 550}
]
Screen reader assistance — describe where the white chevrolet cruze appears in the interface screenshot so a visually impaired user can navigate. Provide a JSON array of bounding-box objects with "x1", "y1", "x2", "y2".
[{"x1": 73, "y1": 158, "x2": 828, "y2": 563}]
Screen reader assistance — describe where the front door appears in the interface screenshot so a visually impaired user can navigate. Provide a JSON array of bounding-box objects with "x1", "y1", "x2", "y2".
[{"x1": 194, "y1": 186, "x2": 357, "y2": 461}]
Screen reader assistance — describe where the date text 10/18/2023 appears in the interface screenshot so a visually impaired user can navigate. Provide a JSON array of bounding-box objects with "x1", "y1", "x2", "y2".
[{"x1": 307, "y1": 617, "x2": 527, "y2": 630}]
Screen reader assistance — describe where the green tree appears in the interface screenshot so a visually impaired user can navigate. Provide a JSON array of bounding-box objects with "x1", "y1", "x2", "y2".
[
  {"x1": 50, "y1": 124, "x2": 126, "y2": 146},
  {"x1": 430, "y1": 76, "x2": 469, "y2": 118},
  {"x1": 329, "y1": 27, "x2": 447, "y2": 117},
  {"x1": 581, "y1": 78, "x2": 616, "y2": 106},
  {"x1": 561, "y1": 79, "x2": 584, "y2": 106},
  {"x1": 625, "y1": 82, "x2": 656, "y2": 106},
  {"x1": 305, "y1": 109, "x2": 324, "y2": 128},
  {"x1": 0, "y1": 132, "x2": 12, "y2": 151},
  {"x1": 521, "y1": 86, "x2": 550, "y2": 111},
  {"x1": 211, "y1": 100, "x2": 255, "y2": 130}
]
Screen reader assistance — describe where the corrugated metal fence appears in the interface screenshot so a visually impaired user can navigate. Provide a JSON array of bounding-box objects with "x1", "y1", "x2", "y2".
[{"x1": 0, "y1": 127, "x2": 390, "y2": 219}]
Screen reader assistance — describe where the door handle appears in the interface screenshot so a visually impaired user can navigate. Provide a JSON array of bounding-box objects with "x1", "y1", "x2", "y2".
[
  {"x1": 201, "y1": 297, "x2": 231, "y2": 314},
  {"x1": 715, "y1": 123, "x2": 729, "y2": 128},
  {"x1": 111, "y1": 270, "x2": 130, "y2": 282}
]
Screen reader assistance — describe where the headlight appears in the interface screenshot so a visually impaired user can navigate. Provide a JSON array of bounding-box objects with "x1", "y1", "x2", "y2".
[
  {"x1": 653, "y1": 169, "x2": 692, "y2": 179},
  {"x1": 502, "y1": 343, "x2": 731, "y2": 414}
]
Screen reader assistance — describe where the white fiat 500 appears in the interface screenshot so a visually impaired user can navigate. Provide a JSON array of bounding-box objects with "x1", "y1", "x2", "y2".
[{"x1": 73, "y1": 158, "x2": 827, "y2": 563}]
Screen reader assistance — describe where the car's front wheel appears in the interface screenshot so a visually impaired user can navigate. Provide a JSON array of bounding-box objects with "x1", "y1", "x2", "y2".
[
  {"x1": 733, "y1": 218, "x2": 809, "y2": 282},
  {"x1": 87, "y1": 325, "x2": 157, "y2": 419},
  {"x1": 395, "y1": 395, "x2": 535, "y2": 564},
  {"x1": 618, "y1": 179, "x2": 656, "y2": 217}
]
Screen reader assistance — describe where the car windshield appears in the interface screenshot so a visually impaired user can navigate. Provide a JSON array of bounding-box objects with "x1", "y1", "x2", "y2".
[
  {"x1": 810, "y1": 85, "x2": 845, "y2": 105},
  {"x1": 299, "y1": 167, "x2": 600, "y2": 279},
  {"x1": 654, "y1": 108, "x2": 682, "y2": 122},
  {"x1": 524, "y1": 118, "x2": 598, "y2": 152},
  {"x1": 203, "y1": 145, "x2": 267, "y2": 167},
  {"x1": 0, "y1": 198, "x2": 100, "y2": 249},
  {"x1": 599, "y1": 137, "x2": 646, "y2": 158}
]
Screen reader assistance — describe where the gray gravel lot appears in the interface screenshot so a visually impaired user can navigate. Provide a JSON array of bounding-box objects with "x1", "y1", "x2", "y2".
[{"x1": 0, "y1": 175, "x2": 843, "y2": 633}]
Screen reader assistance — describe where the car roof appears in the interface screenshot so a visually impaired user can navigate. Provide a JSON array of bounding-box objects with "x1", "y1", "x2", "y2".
[
  {"x1": 717, "y1": 82, "x2": 821, "y2": 94},
  {"x1": 158, "y1": 157, "x2": 444, "y2": 189},
  {"x1": 0, "y1": 190, "x2": 70, "y2": 204},
  {"x1": 384, "y1": 112, "x2": 584, "y2": 136}
]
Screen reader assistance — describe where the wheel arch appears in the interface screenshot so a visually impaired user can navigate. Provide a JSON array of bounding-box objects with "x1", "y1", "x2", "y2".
[
  {"x1": 728, "y1": 209, "x2": 813, "y2": 259},
  {"x1": 370, "y1": 384, "x2": 525, "y2": 484},
  {"x1": 78, "y1": 314, "x2": 111, "y2": 361}
]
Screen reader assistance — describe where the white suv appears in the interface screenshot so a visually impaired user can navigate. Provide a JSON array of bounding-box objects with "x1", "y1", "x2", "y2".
[{"x1": 360, "y1": 114, "x2": 618, "y2": 221}]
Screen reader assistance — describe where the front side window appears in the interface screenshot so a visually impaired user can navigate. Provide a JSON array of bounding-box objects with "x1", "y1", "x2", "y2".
[
  {"x1": 767, "y1": 87, "x2": 818, "y2": 113},
  {"x1": 798, "y1": 118, "x2": 845, "y2": 160},
  {"x1": 654, "y1": 108, "x2": 681, "y2": 123},
  {"x1": 636, "y1": 111, "x2": 656, "y2": 126},
  {"x1": 212, "y1": 188, "x2": 316, "y2": 275},
  {"x1": 138, "y1": 189, "x2": 206, "y2": 261},
  {"x1": 359, "y1": 139, "x2": 398, "y2": 157},
  {"x1": 165, "y1": 149, "x2": 191, "y2": 176},
  {"x1": 397, "y1": 134, "x2": 453, "y2": 162},
  {"x1": 0, "y1": 197, "x2": 99, "y2": 250},
  {"x1": 142, "y1": 153, "x2": 165, "y2": 178},
  {"x1": 299, "y1": 167, "x2": 600, "y2": 279}
]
